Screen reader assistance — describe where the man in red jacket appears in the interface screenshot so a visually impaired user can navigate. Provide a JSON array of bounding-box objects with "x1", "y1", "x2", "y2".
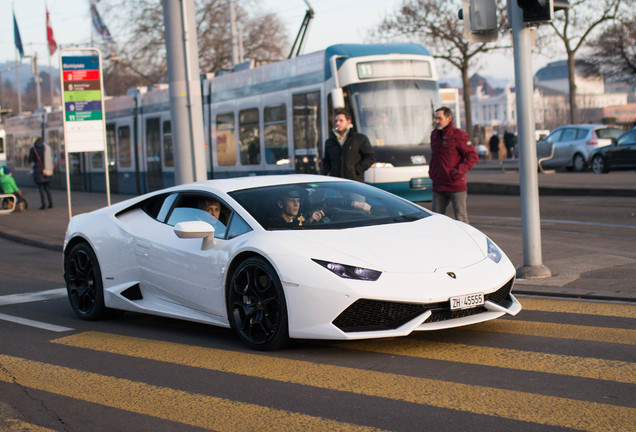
[{"x1": 429, "y1": 107, "x2": 478, "y2": 223}]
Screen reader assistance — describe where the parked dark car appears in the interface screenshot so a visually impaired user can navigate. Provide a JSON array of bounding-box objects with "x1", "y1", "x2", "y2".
[
  {"x1": 536, "y1": 124, "x2": 623, "y2": 172},
  {"x1": 589, "y1": 127, "x2": 636, "y2": 174}
]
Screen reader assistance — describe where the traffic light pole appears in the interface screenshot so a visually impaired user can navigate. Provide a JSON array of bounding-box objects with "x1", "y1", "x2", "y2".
[{"x1": 510, "y1": 1, "x2": 551, "y2": 278}]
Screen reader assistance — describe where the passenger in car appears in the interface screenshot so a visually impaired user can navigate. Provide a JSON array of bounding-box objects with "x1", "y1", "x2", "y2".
[{"x1": 203, "y1": 200, "x2": 222, "y2": 220}]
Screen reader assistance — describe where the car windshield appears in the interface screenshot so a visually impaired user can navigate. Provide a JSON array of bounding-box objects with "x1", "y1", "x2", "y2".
[
  {"x1": 350, "y1": 80, "x2": 440, "y2": 147},
  {"x1": 229, "y1": 181, "x2": 430, "y2": 230}
]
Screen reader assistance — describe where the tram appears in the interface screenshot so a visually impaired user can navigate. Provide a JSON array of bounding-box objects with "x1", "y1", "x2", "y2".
[
  {"x1": 0, "y1": 128, "x2": 6, "y2": 168},
  {"x1": 2, "y1": 43, "x2": 442, "y2": 201}
]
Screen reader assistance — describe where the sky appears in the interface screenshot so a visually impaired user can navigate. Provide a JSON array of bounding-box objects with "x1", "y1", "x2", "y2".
[{"x1": 1, "y1": 0, "x2": 553, "y2": 85}]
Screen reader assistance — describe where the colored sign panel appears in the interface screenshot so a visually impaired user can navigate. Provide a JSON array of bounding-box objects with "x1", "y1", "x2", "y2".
[
  {"x1": 65, "y1": 101, "x2": 102, "y2": 112},
  {"x1": 63, "y1": 70, "x2": 100, "y2": 81},
  {"x1": 60, "y1": 52, "x2": 106, "y2": 153},
  {"x1": 64, "y1": 90, "x2": 102, "y2": 102},
  {"x1": 65, "y1": 111, "x2": 103, "y2": 121},
  {"x1": 64, "y1": 80, "x2": 101, "y2": 91}
]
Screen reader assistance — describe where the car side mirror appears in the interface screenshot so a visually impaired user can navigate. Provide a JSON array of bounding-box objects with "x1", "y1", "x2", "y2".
[{"x1": 174, "y1": 221, "x2": 215, "y2": 249}]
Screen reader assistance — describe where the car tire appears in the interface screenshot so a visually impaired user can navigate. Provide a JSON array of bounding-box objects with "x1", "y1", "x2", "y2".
[
  {"x1": 591, "y1": 155, "x2": 609, "y2": 174},
  {"x1": 64, "y1": 242, "x2": 111, "y2": 320},
  {"x1": 572, "y1": 153, "x2": 587, "y2": 172},
  {"x1": 227, "y1": 257, "x2": 289, "y2": 350}
]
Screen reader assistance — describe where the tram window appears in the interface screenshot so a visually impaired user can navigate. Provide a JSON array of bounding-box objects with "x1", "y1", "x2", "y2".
[
  {"x1": 264, "y1": 104, "x2": 288, "y2": 165},
  {"x1": 118, "y1": 126, "x2": 132, "y2": 168},
  {"x1": 106, "y1": 125, "x2": 117, "y2": 167},
  {"x1": 239, "y1": 108, "x2": 260, "y2": 165},
  {"x1": 216, "y1": 113, "x2": 237, "y2": 166},
  {"x1": 292, "y1": 91, "x2": 321, "y2": 174},
  {"x1": 0, "y1": 137, "x2": 4, "y2": 153},
  {"x1": 92, "y1": 151, "x2": 103, "y2": 169},
  {"x1": 163, "y1": 121, "x2": 174, "y2": 168}
]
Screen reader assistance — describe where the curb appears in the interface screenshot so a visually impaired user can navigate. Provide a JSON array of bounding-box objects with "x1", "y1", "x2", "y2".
[{"x1": 468, "y1": 182, "x2": 636, "y2": 197}]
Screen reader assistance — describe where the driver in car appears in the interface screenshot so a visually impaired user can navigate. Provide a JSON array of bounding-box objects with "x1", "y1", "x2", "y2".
[{"x1": 270, "y1": 190, "x2": 324, "y2": 227}]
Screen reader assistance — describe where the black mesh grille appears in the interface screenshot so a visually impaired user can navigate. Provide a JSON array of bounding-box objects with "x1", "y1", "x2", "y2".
[
  {"x1": 332, "y1": 299, "x2": 427, "y2": 332},
  {"x1": 332, "y1": 277, "x2": 515, "y2": 332}
]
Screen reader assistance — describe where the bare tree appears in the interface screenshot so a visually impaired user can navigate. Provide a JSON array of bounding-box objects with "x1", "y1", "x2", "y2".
[
  {"x1": 585, "y1": 15, "x2": 636, "y2": 82},
  {"x1": 96, "y1": 0, "x2": 289, "y2": 94},
  {"x1": 371, "y1": 0, "x2": 509, "y2": 141},
  {"x1": 544, "y1": 0, "x2": 623, "y2": 124}
]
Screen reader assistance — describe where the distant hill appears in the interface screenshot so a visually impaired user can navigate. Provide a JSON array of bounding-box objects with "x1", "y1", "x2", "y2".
[{"x1": 1, "y1": 61, "x2": 60, "y2": 92}]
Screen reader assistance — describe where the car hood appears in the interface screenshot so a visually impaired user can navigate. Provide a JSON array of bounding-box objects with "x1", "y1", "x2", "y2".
[{"x1": 264, "y1": 215, "x2": 487, "y2": 273}]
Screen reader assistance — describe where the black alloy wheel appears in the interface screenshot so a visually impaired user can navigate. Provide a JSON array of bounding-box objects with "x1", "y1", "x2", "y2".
[
  {"x1": 65, "y1": 242, "x2": 109, "y2": 320},
  {"x1": 591, "y1": 154, "x2": 608, "y2": 174},
  {"x1": 227, "y1": 257, "x2": 289, "y2": 350}
]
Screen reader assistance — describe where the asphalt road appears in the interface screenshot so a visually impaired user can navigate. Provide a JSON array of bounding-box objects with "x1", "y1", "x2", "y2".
[{"x1": 1, "y1": 195, "x2": 635, "y2": 431}]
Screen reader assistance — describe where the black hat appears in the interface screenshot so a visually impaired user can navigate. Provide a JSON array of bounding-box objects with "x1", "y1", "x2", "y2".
[{"x1": 2, "y1": 166, "x2": 11, "y2": 174}]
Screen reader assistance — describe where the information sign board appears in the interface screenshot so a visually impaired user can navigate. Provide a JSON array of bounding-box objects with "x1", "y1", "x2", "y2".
[
  {"x1": 59, "y1": 48, "x2": 110, "y2": 218},
  {"x1": 60, "y1": 50, "x2": 106, "y2": 153}
]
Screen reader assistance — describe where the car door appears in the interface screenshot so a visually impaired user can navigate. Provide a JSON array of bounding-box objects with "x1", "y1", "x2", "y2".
[
  {"x1": 612, "y1": 129, "x2": 636, "y2": 167},
  {"x1": 553, "y1": 127, "x2": 578, "y2": 166},
  {"x1": 536, "y1": 129, "x2": 562, "y2": 168},
  {"x1": 131, "y1": 192, "x2": 236, "y2": 317}
]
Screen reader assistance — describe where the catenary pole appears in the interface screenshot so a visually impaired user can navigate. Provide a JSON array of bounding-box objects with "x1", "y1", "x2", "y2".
[
  {"x1": 162, "y1": 0, "x2": 207, "y2": 184},
  {"x1": 509, "y1": 0, "x2": 551, "y2": 278}
]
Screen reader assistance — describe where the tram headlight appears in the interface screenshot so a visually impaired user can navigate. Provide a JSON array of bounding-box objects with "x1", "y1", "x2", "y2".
[{"x1": 371, "y1": 162, "x2": 394, "y2": 168}]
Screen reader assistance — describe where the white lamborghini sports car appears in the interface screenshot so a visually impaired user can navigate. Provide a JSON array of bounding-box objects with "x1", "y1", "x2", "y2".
[{"x1": 63, "y1": 174, "x2": 521, "y2": 350}]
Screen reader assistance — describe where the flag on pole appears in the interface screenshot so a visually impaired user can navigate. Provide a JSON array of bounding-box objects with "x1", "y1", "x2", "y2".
[
  {"x1": 13, "y1": 12, "x2": 24, "y2": 59},
  {"x1": 46, "y1": 8, "x2": 58, "y2": 55},
  {"x1": 90, "y1": 2, "x2": 115, "y2": 43}
]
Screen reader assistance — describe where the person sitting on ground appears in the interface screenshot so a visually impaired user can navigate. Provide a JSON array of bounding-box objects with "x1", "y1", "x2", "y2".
[{"x1": 0, "y1": 166, "x2": 23, "y2": 201}]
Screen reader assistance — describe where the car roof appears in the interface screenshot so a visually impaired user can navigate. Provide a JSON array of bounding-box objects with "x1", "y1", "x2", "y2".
[{"x1": 189, "y1": 174, "x2": 349, "y2": 194}]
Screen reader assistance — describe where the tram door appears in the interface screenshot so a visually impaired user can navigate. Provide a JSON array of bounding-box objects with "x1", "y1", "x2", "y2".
[
  {"x1": 292, "y1": 91, "x2": 321, "y2": 174},
  {"x1": 145, "y1": 118, "x2": 163, "y2": 191},
  {"x1": 105, "y1": 124, "x2": 119, "y2": 193}
]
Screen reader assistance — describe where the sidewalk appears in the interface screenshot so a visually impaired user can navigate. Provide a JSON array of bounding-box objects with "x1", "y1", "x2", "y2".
[{"x1": 1, "y1": 170, "x2": 635, "y2": 303}]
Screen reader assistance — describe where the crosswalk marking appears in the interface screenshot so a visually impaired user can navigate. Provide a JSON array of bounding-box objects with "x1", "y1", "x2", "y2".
[
  {"x1": 342, "y1": 339, "x2": 636, "y2": 384},
  {"x1": 470, "y1": 319, "x2": 636, "y2": 345},
  {"x1": 51, "y1": 332, "x2": 635, "y2": 432},
  {"x1": 0, "y1": 354, "x2": 384, "y2": 432},
  {"x1": 0, "y1": 288, "x2": 66, "y2": 306},
  {"x1": 520, "y1": 298, "x2": 636, "y2": 318},
  {"x1": 0, "y1": 312, "x2": 73, "y2": 332}
]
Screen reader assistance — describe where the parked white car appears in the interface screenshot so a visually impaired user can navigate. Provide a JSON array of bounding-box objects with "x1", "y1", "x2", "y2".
[{"x1": 536, "y1": 124, "x2": 623, "y2": 172}]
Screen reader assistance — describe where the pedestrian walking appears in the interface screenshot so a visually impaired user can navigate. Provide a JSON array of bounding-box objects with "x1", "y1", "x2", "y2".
[
  {"x1": 504, "y1": 130, "x2": 517, "y2": 159},
  {"x1": 322, "y1": 110, "x2": 375, "y2": 182},
  {"x1": 27, "y1": 137, "x2": 54, "y2": 210},
  {"x1": 429, "y1": 107, "x2": 478, "y2": 224},
  {"x1": 489, "y1": 131, "x2": 500, "y2": 160}
]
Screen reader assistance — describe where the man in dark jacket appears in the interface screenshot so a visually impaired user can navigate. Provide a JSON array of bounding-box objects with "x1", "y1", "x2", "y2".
[
  {"x1": 27, "y1": 137, "x2": 53, "y2": 209},
  {"x1": 322, "y1": 110, "x2": 375, "y2": 182},
  {"x1": 429, "y1": 107, "x2": 478, "y2": 223}
]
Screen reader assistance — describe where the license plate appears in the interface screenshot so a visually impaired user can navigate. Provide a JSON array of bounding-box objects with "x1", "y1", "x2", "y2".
[{"x1": 450, "y1": 293, "x2": 484, "y2": 310}]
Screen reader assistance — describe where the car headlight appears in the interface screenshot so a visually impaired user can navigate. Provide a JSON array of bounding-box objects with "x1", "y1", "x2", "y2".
[
  {"x1": 312, "y1": 259, "x2": 381, "y2": 281},
  {"x1": 486, "y1": 238, "x2": 502, "y2": 263}
]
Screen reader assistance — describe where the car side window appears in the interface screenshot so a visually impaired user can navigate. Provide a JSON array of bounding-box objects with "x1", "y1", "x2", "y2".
[
  {"x1": 575, "y1": 129, "x2": 589, "y2": 140},
  {"x1": 156, "y1": 193, "x2": 178, "y2": 222},
  {"x1": 166, "y1": 193, "x2": 230, "y2": 239},
  {"x1": 546, "y1": 129, "x2": 563, "y2": 143},
  {"x1": 617, "y1": 130, "x2": 636, "y2": 146},
  {"x1": 561, "y1": 128, "x2": 577, "y2": 141},
  {"x1": 226, "y1": 213, "x2": 252, "y2": 239}
]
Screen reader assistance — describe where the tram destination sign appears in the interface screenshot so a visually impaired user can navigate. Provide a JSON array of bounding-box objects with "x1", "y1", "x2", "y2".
[{"x1": 60, "y1": 50, "x2": 106, "y2": 153}]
